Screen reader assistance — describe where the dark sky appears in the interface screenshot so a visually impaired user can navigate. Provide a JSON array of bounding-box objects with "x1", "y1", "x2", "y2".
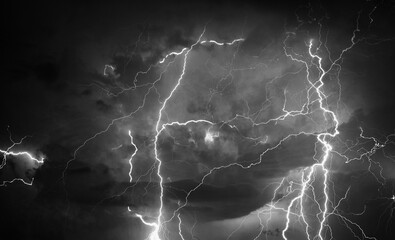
[{"x1": 1, "y1": 0, "x2": 395, "y2": 240}]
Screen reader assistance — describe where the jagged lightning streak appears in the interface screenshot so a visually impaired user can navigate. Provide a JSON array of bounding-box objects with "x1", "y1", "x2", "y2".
[
  {"x1": 133, "y1": 30, "x2": 249, "y2": 239},
  {"x1": 277, "y1": 10, "x2": 387, "y2": 238},
  {"x1": 154, "y1": 27, "x2": 338, "y2": 240},
  {"x1": 0, "y1": 128, "x2": 44, "y2": 186},
  {"x1": 62, "y1": 44, "x2": 180, "y2": 185},
  {"x1": 280, "y1": 38, "x2": 339, "y2": 240},
  {"x1": 61, "y1": 25, "x2": 245, "y2": 239},
  {"x1": 157, "y1": 8, "x2": 390, "y2": 240},
  {"x1": 156, "y1": 33, "x2": 332, "y2": 240},
  {"x1": 128, "y1": 130, "x2": 138, "y2": 183},
  {"x1": 200, "y1": 38, "x2": 244, "y2": 46},
  {"x1": 0, "y1": 149, "x2": 44, "y2": 186},
  {"x1": 137, "y1": 28, "x2": 206, "y2": 240},
  {"x1": 142, "y1": 14, "x2": 392, "y2": 240}
]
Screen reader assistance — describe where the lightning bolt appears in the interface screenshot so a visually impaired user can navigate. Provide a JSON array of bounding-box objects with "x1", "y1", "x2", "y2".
[
  {"x1": 278, "y1": 37, "x2": 339, "y2": 240},
  {"x1": 126, "y1": 28, "x2": 248, "y2": 239},
  {"x1": 0, "y1": 127, "x2": 44, "y2": 186},
  {"x1": 145, "y1": 5, "x2": 392, "y2": 240},
  {"x1": 140, "y1": 28, "x2": 207, "y2": 240},
  {"x1": 269, "y1": 7, "x2": 393, "y2": 240}
]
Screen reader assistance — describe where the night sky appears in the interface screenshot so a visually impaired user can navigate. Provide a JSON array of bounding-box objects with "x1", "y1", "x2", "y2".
[{"x1": 1, "y1": 0, "x2": 395, "y2": 240}]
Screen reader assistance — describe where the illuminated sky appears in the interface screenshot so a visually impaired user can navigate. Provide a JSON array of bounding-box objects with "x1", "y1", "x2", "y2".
[{"x1": 1, "y1": 0, "x2": 395, "y2": 240}]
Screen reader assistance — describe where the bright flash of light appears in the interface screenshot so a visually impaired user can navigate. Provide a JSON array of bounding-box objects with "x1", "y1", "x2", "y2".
[
  {"x1": 0, "y1": 127, "x2": 44, "y2": 186},
  {"x1": 204, "y1": 130, "x2": 219, "y2": 144}
]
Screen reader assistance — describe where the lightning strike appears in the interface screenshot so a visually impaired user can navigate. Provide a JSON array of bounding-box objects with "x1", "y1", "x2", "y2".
[
  {"x1": 278, "y1": 32, "x2": 359, "y2": 240},
  {"x1": 0, "y1": 128, "x2": 44, "y2": 186},
  {"x1": 150, "y1": 5, "x2": 392, "y2": 240},
  {"x1": 139, "y1": 28, "x2": 206, "y2": 240},
  {"x1": 128, "y1": 130, "x2": 138, "y2": 183},
  {"x1": 128, "y1": 28, "x2": 250, "y2": 239}
]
